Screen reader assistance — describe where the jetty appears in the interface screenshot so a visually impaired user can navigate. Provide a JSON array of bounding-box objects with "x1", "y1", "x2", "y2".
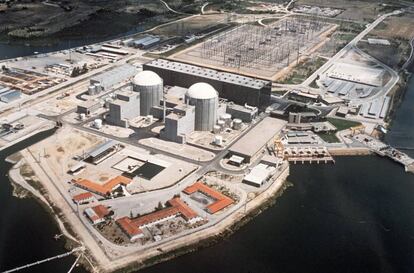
[{"x1": 354, "y1": 134, "x2": 414, "y2": 173}]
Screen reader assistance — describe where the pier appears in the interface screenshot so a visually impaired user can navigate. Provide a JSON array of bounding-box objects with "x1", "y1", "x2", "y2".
[
  {"x1": 354, "y1": 134, "x2": 414, "y2": 173},
  {"x1": 1, "y1": 247, "x2": 84, "y2": 273},
  {"x1": 287, "y1": 157, "x2": 335, "y2": 164},
  {"x1": 281, "y1": 146, "x2": 335, "y2": 164}
]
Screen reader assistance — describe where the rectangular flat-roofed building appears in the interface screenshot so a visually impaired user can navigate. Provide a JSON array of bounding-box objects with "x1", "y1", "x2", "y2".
[
  {"x1": 90, "y1": 64, "x2": 136, "y2": 90},
  {"x1": 143, "y1": 59, "x2": 271, "y2": 107},
  {"x1": 229, "y1": 117, "x2": 286, "y2": 163}
]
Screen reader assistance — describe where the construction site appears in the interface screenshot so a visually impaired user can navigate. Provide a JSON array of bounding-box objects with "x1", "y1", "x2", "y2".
[{"x1": 170, "y1": 17, "x2": 336, "y2": 80}]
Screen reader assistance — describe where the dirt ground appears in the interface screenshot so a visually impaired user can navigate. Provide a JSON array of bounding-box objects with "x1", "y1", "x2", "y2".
[
  {"x1": 370, "y1": 14, "x2": 414, "y2": 40},
  {"x1": 358, "y1": 40, "x2": 411, "y2": 70},
  {"x1": 296, "y1": 0, "x2": 402, "y2": 22},
  {"x1": 151, "y1": 14, "x2": 229, "y2": 36}
]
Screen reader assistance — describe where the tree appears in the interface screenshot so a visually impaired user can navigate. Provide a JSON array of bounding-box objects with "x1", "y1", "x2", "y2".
[
  {"x1": 81, "y1": 63, "x2": 88, "y2": 74},
  {"x1": 71, "y1": 66, "x2": 80, "y2": 77}
]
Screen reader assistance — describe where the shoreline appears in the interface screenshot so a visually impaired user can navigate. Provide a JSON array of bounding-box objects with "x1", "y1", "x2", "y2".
[{"x1": 6, "y1": 151, "x2": 290, "y2": 273}]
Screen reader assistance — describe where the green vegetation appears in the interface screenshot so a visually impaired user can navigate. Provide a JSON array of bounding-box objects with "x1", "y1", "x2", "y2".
[
  {"x1": 277, "y1": 57, "x2": 327, "y2": 84},
  {"x1": 327, "y1": 118, "x2": 361, "y2": 131},
  {"x1": 316, "y1": 132, "x2": 340, "y2": 143},
  {"x1": 317, "y1": 118, "x2": 362, "y2": 143}
]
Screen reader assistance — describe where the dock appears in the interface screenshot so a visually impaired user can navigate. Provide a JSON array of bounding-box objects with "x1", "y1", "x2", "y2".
[
  {"x1": 282, "y1": 146, "x2": 335, "y2": 164},
  {"x1": 354, "y1": 134, "x2": 414, "y2": 173}
]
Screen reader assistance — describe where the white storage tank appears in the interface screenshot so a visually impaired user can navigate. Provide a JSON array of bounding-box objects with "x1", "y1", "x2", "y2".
[
  {"x1": 88, "y1": 85, "x2": 97, "y2": 95},
  {"x1": 93, "y1": 119, "x2": 103, "y2": 129},
  {"x1": 233, "y1": 118, "x2": 243, "y2": 130},
  {"x1": 132, "y1": 70, "x2": 163, "y2": 116},
  {"x1": 185, "y1": 82, "x2": 218, "y2": 131},
  {"x1": 220, "y1": 113, "x2": 232, "y2": 127},
  {"x1": 146, "y1": 115, "x2": 154, "y2": 123},
  {"x1": 217, "y1": 120, "x2": 225, "y2": 129},
  {"x1": 79, "y1": 113, "x2": 86, "y2": 121},
  {"x1": 213, "y1": 125, "x2": 221, "y2": 134},
  {"x1": 94, "y1": 83, "x2": 102, "y2": 93},
  {"x1": 214, "y1": 135, "x2": 223, "y2": 146}
]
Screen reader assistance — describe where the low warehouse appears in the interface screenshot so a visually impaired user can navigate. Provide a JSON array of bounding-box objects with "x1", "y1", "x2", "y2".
[
  {"x1": 243, "y1": 163, "x2": 275, "y2": 187},
  {"x1": 228, "y1": 117, "x2": 286, "y2": 163}
]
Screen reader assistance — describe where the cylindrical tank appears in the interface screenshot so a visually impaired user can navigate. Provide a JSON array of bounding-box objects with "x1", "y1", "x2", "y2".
[
  {"x1": 217, "y1": 120, "x2": 225, "y2": 129},
  {"x1": 88, "y1": 85, "x2": 97, "y2": 95},
  {"x1": 146, "y1": 115, "x2": 154, "y2": 123},
  {"x1": 93, "y1": 119, "x2": 103, "y2": 129},
  {"x1": 220, "y1": 113, "x2": 232, "y2": 127},
  {"x1": 214, "y1": 135, "x2": 223, "y2": 146},
  {"x1": 185, "y1": 82, "x2": 218, "y2": 131},
  {"x1": 132, "y1": 70, "x2": 163, "y2": 116},
  {"x1": 213, "y1": 125, "x2": 221, "y2": 134},
  {"x1": 79, "y1": 113, "x2": 86, "y2": 120},
  {"x1": 94, "y1": 83, "x2": 102, "y2": 93},
  {"x1": 233, "y1": 118, "x2": 242, "y2": 130}
]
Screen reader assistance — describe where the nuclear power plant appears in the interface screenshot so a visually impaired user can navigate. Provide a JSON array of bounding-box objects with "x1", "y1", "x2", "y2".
[{"x1": 76, "y1": 59, "x2": 262, "y2": 144}]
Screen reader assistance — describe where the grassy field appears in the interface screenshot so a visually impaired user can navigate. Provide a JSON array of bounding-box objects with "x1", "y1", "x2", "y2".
[
  {"x1": 370, "y1": 14, "x2": 414, "y2": 41},
  {"x1": 327, "y1": 117, "x2": 361, "y2": 131},
  {"x1": 277, "y1": 57, "x2": 327, "y2": 84},
  {"x1": 317, "y1": 118, "x2": 362, "y2": 143},
  {"x1": 317, "y1": 132, "x2": 340, "y2": 143}
]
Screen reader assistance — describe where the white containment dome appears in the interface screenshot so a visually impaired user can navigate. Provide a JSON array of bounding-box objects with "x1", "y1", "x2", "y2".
[
  {"x1": 185, "y1": 82, "x2": 218, "y2": 131},
  {"x1": 132, "y1": 70, "x2": 163, "y2": 116}
]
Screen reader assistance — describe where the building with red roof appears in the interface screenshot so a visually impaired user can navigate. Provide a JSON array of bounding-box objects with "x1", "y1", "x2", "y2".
[
  {"x1": 183, "y1": 181, "x2": 234, "y2": 214},
  {"x1": 72, "y1": 192, "x2": 94, "y2": 205},
  {"x1": 72, "y1": 175, "x2": 132, "y2": 197},
  {"x1": 116, "y1": 197, "x2": 201, "y2": 242},
  {"x1": 85, "y1": 204, "x2": 111, "y2": 225}
]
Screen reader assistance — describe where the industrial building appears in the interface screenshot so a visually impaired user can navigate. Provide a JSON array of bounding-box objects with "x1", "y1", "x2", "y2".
[
  {"x1": 84, "y1": 140, "x2": 122, "y2": 164},
  {"x1": 242, "y1": 163, "x2": 275, "y2": 187},
  {"x1": 106, "y1": 90, "x2": 140, "y2": 127},
  {"x1": 183, "y1": 182, "x2": 234, "y2": 214},
  {"x1": 288, "y1": 113, "x2": 301, "y2": 124},
  {"x1": 90, "y1": 64, "x2": 137, "y2": 91},
  {"x1": 226, "y1": 103, "x2": 258, "y2": 122},
  {"x1": 72, "y1": 175, "x2": 132, "y2": 197},
  {"x1": 160, "y1": 82, "x2": 226, "y2": 143},
  {"x1": 132, "y1": 70, "x2": 163, "y2": 116},
  {"x1": 143, "y1": 59, "x2": 271, "y2": 107},
  {"x1": 131, "y1": 35, "x2": 161, "y2": 49},
  {"x1": 229, "y1": 117, "x2": 287, "y2": 163},
  {"x1": 116, "y1": 197, "x2": 201, "y2": 242},
  {"x1": 185, "y1": 82, "x2": 218, "y2": 131},
  {"x1": 72, "y1": 192, "x2": 95, "y2": 205},
  {"x1": 160, "y1": 104, "x2": 195, "y2": 144},
  {"x1": 85, "y1": 205, "x2": 111, "y2": 225},
  {"x1": 77, "y1": 100, "x2": 101, "y2": 115}
]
